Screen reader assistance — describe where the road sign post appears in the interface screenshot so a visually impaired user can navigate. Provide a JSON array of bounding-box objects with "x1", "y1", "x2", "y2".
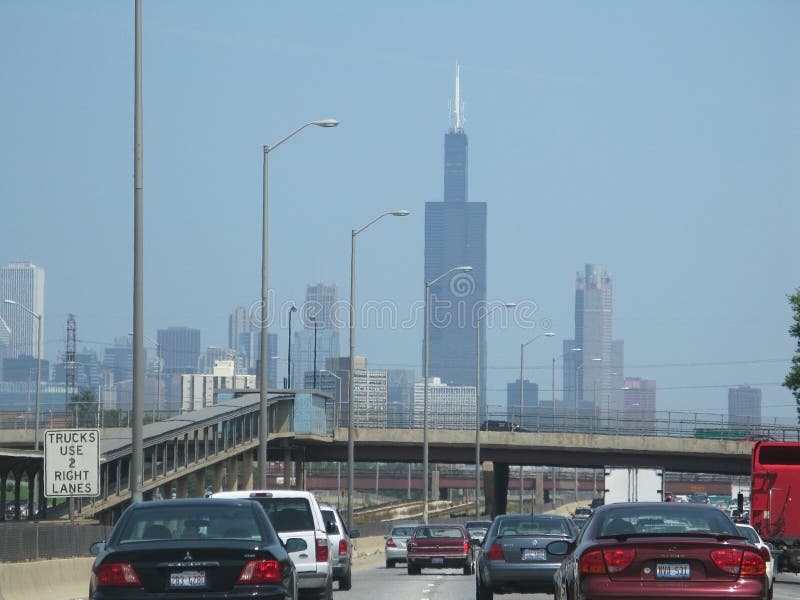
[{"x1": 44, "y1": 429, "x2": 100, "y2": 498}]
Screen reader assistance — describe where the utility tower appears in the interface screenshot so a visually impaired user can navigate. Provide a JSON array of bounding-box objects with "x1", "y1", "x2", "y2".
[{"x1": 65, "y1": 314, "x2": 77, "y2": 426}]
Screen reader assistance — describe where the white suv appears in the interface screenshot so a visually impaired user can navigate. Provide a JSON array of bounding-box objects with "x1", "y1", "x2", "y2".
[{"x1": 213, "y1": 490, "x2": 334, "y2": 599}]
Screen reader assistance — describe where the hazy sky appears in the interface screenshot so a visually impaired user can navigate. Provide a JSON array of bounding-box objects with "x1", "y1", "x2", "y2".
[{"x1": 2, "y1": 1, "x2": 798, "y2": 421}]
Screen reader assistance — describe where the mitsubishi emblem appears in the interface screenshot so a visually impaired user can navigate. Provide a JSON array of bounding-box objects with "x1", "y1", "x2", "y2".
[{"x1": 183, "y1": 552, "x2": 193, "y2": 561}]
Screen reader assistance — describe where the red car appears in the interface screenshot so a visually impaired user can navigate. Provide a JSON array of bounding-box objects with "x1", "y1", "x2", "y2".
[
  {"x1": 551, "y1": 502, "x2": 769, "y2": 600},
  {"x1": 406, "y1": 524, "x2": 474, "y2": 575}
]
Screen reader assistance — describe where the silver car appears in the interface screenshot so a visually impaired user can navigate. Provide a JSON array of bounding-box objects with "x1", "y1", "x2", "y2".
[
  {"x1": 384, "y1": 524, "x2": 418, "y2": 568},
  {"x1": 320, "y1": 503, "x2": 360, "y2": 591}
]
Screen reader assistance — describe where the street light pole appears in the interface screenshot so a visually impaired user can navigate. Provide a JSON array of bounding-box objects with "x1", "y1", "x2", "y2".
[
  {"x1": 287, "y1": 305, "x2": 297, "y2": 388},
  {"x1": 518, "y1": 331, "x2": 554, "y2": 508},
  {"x1": 475, "y1": 302, "x2": 516, "y2": 518},
  {"x1": 259, "y1": 118, "x2": 339, "y2": 490},
  {"x1": 424, "y1": 265, "x2": 472, "y2": 524},
  {"x1": 3, "y1": 300, "x2": 41, "y2": 451},
  {"x1": 348, "y1": 209, "x2": 410, "y2": 530}
]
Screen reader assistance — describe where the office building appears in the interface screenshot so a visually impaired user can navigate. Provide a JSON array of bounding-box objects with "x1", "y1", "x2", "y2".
[
  {"x1": 563, "y1": 264, "x2": 624, "y2": 418},
  {"x1": 181, "y1": 360, "x2": 256, "y2": 412},
  {"x1": 413, "y1": 377, "x2": 476, "y2": 430},
  {"x1": 158, "y1": 326, "x2": 201, "y2": 375},
  {"x1": 0, "y1": 262, "x2": 45, "y2": 360},
  {"x1": 321, "y1": 356, "x2": 388, "y2": 428},
  {"x1": 228, "y1": 306, "x2": 253, "y2": 357},
  {"x1": 102, "y1": 337, "x2": 134, "y2": 385},
  {"x1": 293, "y1": 283, "x2": 341, "y2": 389},
  {"x1": 424, "y1": 65, "x2": 488, "y2": 414},
  {"x1": 387, "y1": 369, "x2": 416, "y2": 428},
  {"x1": 506, "y1": 378, "x2": 540, "y2": 428},
  {"x1": 622, "y1": 377, "x2": 657, "y2": 433},
  {"x1": 728, "y1": 385, "x2": 761, "y2": 427},
  {"x1": 0, "y1": 317, "x2": 9, "y2": 380}
]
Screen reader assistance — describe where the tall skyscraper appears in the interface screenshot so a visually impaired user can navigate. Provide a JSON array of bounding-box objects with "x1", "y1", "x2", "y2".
[
  {"x1": 728, "y1": 385, "x2": 761, "y2": 426},
  {"x1": 293, "y1": 283, "x2": 341, "y2": 389},
  {"x1": 228, "y1": 306, "x2": 253, "y2": 364},
  {"x1": 158, "y1": 326, "x2": 201, "y2": 375},
  {"x1": 0, "y1": 262, "x2": 45, "y2": 359},
  {"x1": 506, "y1": 378, "x2": 540, "y2": 427},
  {"x1": 424, "y1": 65, "x2": 488, "y2": 417},
  {"x1": 237, "y1": 331, "x2": 277, "y2": 388},
  {"x1": 413, "y1": 377, "x2": 476, "y2": 430},
  {"x1": 623, "y1": 377, "x2": 657, "y2": 433},
  {"x1": 563, "y1": 264, "x2": 624, "y2": 418}
]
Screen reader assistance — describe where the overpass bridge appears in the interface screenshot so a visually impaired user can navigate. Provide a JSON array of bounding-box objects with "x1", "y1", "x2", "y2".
[{"x1": 2, "y1": 390, "x2": 799, "y2": 523}]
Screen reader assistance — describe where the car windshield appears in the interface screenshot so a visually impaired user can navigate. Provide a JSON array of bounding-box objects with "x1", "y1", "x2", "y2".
[
  {"x1": 496, "y1": 517, "x2": 571, "y2": 537},
  {"x1": 117, "y1": 504, "x2": 264, "y2": 543},
  {"x1": 597, "y1": 506, "x2": 738, "y2": 537}
]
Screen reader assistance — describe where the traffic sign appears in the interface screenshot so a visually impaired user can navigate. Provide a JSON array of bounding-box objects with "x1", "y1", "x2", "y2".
[{"x1": 44, "y1": 429, "x2": 100, "y2": 498}]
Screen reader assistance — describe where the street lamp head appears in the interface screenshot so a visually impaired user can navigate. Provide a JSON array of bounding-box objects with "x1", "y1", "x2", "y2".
[
  {"x1": 311, "y1": 119, "x2": 339, "y2": 127},
  {"x1": 591, "y1": 357, "x2": 603, "y2": 362},
  {"x1": 290, "y1": 305, "x2": 298, "y2": 313},
  {"x1": 391, "y1": 209, "x2": 411, "y2": 217},
  {"x1": 571, "y1": 347, "x2": 582, "y2": 352},
  {"x1": 503, "y1": 302, "x2": 517, "y2": 309},
  {"x1": 3, "y1": 299, "x2": 17, "y2": 305},
  {"x1": 543, "y1": 332, "x2": 555, "y2": 337},
  {"x1": 456, "y1": 266, "x2": 473, "y2": 273}
]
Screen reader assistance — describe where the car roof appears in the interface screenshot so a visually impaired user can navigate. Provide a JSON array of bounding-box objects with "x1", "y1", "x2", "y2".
[{"x1": 213, "y1": 489, "x2": 317, "y2": 499}]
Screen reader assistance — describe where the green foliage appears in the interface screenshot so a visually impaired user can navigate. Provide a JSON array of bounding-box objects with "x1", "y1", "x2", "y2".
[
  {"x1": 68, "y1": 388, "x2": 99, "y2": 428},
  {"x1": 784, "y1": 290, "x2": 800, "y2": 423}
]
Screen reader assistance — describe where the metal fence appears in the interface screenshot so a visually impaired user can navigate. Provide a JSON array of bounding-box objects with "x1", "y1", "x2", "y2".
[{"x1": 0, "y1": 521, "x2": 110, "y2": 562}]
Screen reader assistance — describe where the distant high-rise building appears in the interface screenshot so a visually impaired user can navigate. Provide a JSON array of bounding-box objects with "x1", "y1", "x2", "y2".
[
  {"x1": 2, "y1": 355, "x2": 50, "y2": 383},
  {"x1": 158, "y1": 326, "x2": 201, "y2": 375},
  {"x1": 387, "y1": 369, "x2": 416, "y2": 428},
  {"x1": 506, "y1": 379, "x2": 540, "y2": 427},
  {"x1": 322, "y1": 356, "x2": 387, "y2": 428},
  {"x1": 728, "y1": 385, "x2": 761, "y2": 426},
  {"x1": 238, "y1": 331, "x2": 277, "y2": 388},
  {"x1": 563, "y1": 265, "x2": 624, "y2": 418},
  {"x1": 53, "y1": 348, "x2": 102, "y2": 390},
  {"x1": 623, "y1": 377, "x2": 657, "y2": 432},
  {"x1": 228, "y1": 306, "x2": 253, "y2": 367},
  {"x1": 0, "y1": 317, "x2": 9, "y2": 380},
  {"x1": 181, "y1": 360, "x2": 256, "y2": 412},
  {"x1": 425, "y1": 65, "x2": 488, "y2": 415},
  {"x1": 293, "y1": 283, "x2": 341, "y2": 389},
  {"x1": 0, "y1": 262, "x2": 45, "y2": 360},
  {"x1": 103, "y1": 337, "x2": 134, "y2": 384},
  {"x1": 413, "y1": 377, "x2": 476, "y2": 430}
]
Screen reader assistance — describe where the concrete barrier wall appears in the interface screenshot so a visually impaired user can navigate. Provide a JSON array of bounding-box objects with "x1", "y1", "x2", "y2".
[{"x1": 0, "y1": 557, "x2": 93, "y2": 600}]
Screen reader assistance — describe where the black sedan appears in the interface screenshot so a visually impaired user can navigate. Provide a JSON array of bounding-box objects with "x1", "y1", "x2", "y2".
[
  {"x1": 551, "y1": 502, "x2": 769, "y2": 600},
  {"x1": 89, "y1": 498, "x2": 298, "y2": 599},
  {"x1": 475, "y1": 513, "x2": 577, "y2": 598}
]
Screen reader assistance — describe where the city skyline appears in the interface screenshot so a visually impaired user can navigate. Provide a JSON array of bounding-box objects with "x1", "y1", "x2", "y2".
[{"x1": 1, "y1": 3, "x2": 797, "y2": 422}]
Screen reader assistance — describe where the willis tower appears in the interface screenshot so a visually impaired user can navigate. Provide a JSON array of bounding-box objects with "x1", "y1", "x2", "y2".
[{"x1": 424, "y1": 65, "x2": 488, "y2": 416}]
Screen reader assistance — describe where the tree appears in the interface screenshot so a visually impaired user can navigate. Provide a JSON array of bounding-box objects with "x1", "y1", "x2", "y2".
[
  {"x1": 68, "y1": 388, "x2": 98, "y2": 428},
  {"x1": 784, "y1": 289, "x2": 800, "y2": 424}
]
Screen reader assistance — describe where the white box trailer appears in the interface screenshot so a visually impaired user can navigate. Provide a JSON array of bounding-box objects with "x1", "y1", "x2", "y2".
[{"x1": 603, "y1": 467, "x2": 664, "y2": 504}]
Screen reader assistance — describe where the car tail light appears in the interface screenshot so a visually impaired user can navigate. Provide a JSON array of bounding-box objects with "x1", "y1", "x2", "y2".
[
  {"x1": 236, "y1": 559, "x2": 282, "y2": 584},
  {"x1": 339, "y1": 539, "x2": 349, "y2": 555},
  {"x1": 757, "y1": 546, "x2": 771, "y2": 562},
  {"x1": 94, "y1": 562, "x2": 142, "y2": 587},
  {"x1": 386, "y1": 537, "x2": 397, "y2": 548},
  {"x1": 579, "y1": 549, "x2": 606, "y2": 574},
  {"x1": 740, "y1": 550, "x2": 767, "y2": 576},
  {"x1": 602, "y1": 548, "x2": 635, "y2": 573},
  {"x1": 316, "y1": 535, "x2": 329, "y2": 562},
  {"x1": 711, "y1": 548, "x2": 765, "y2": 576},
  {"x1": 463, "y1": 541, "x2": 470, "y2": 553},
  {"x1": 487, "y1": 542, "x2": 505, "y2": 561}
]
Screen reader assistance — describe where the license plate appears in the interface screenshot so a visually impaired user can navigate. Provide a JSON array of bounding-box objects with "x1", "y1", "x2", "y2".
[
  {"x1": 656, "y1": 563, "x2": 691, "y2": 579},
  {"x1": 169, "y1": 570, "x2": 206, "y2": 587},
  {"x1": 522, "y1": 548, "x2": 547, "y2": 561},
  {"x1": 432, "y1": 557, "x2": 444, "y2": 565}
]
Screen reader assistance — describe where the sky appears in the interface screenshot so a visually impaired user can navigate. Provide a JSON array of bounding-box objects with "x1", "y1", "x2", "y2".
[{"x1": 2, "y1": 1, "x2": 798, "y2": 422}]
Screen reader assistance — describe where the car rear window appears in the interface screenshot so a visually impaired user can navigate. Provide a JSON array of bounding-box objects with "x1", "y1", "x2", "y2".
[
  {"x1": 497, "y1": 517, "x2": 571, "y2": 536},
  {"x1": 118, "y1": 505, "x2": 265, "y2": 543},
  {"x1": 598, "y1": 506, "x2": 738, "y2": 536},
  {"x1": 251, "y1": 497, "x2": 315, "y2": 533},
  {"x1": 391, "y1": 526, "x2": 415, "y2": 536},
  {"x1": 415, "y1": 526, "x2": 464, "y2": 538}
]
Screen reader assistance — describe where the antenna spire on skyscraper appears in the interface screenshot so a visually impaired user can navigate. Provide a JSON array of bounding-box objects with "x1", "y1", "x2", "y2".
[{"x1": 450, "y1": 63, "x2": 465, "y2": 133}]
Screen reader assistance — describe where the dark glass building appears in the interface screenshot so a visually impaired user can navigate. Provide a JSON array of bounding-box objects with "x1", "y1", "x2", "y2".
[{"x1": 424, "y1": 65, "x2": 488, "y2": 418}]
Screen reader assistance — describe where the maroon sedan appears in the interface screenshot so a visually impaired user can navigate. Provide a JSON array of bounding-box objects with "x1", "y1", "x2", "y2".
[
  {"x1": 551, "y1": 502, "x2": 768, "y2": 600},
  {"x1": 406, "y1": 524, "x2": 474, "y2": 575}
]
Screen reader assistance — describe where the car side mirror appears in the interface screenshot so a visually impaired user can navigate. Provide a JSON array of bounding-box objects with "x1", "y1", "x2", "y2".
[
  {"x1": 547, "y1": 540, "x2": 571, "y2": 556},
  {"x1": 350, "y1": 529, "x2": 361, "y2": 539},
  {"x1": 89, "y1": 541, "x2": 105, "y2": 556}
]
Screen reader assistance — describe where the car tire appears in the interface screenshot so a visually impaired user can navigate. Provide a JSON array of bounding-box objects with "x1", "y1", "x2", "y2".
[
  {"x1": 463, "y1": 560, "x2": 473, "y2": 575},
  {"x1": 339, "y1": 567, "x2": 352, "y2": 591},
  {"x1": 476, "y1": 576, "x2": 493, "y2": 600},
  {"x1": 386, "y1": 559, "x2": 394, "y2": 568}
]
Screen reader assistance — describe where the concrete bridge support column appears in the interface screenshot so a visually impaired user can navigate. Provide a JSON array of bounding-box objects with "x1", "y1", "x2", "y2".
[
  {"x1": 482, "y1": 462, "x2": 493, "y2": 518},
  {"x1": 195, "y1": 471, "x2": 206, "y2": 497},
  {"x1": 176, "y1": 477, "x2": 188, "y2": 498},
  {"x1": 283, "y1": 447, "x2": 292, "y2": 489},
  {"x1": 160, "y1": 482, "x2": 171, "y2": 500},
  {"x1": 535, "y1": 471, "x2": 544, "y2": 505},
  {"x1": 296, "y1": 460, "x2": 305, "y2": 491},
  {"x1": 492, "y1": 462, "x2": 509, "y2": 519},
  {"x1": 226, "y1": 457, "x2": 239, "y2": 491},
  {"x1": 212, "y1": 463, "x2": 224, "y2": 494},
  {"x1": 242, "y1": 452, "x2": 254, "y2": 491}
]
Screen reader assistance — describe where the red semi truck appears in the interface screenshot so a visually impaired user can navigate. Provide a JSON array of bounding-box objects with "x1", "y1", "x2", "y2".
[{"x1": 750, "y1": 440, "x2": 800, "y2": 573}]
